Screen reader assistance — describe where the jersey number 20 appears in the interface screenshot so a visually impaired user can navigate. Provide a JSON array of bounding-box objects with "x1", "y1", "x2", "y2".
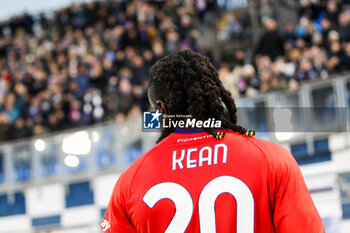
[{"x1": 143, "y1": 175, "x2": 254, "y2": 233}]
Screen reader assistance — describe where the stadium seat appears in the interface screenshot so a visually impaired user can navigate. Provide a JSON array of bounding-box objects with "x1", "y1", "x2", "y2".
[
  {"x1": 342, "y1": 203, "x2": 350, "y2": 219},
  {"x1": 291, "y1": 139, "x2": 331, "y2": 165},
  {"x1": 0, "y1": 193, "x2": 26, "y2": 217},
  {"x1": 16, "y1": 164, "x2": 31, "y2": 181},
  {"x1": 32, "y1": 215, "x2": 60, "y2": 227},
  {"x1": 65, "y1": 181, "x2": 94, "y2": 208},
  {"x1": 0, "y1": 153, "x2": 3, "y2": 183}
]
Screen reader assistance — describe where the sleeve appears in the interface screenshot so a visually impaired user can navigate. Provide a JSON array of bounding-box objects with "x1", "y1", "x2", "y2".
[
  {"x1": 101, "y1": 174, "x2": 136, "y2": 233},
  {"x1": 268, "y1": 143, "x2": 325, "y2": 233}
]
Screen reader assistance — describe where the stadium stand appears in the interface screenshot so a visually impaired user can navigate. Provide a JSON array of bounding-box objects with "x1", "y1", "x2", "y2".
[
  {"x1": 0, "y1": 0, "x2": 216, "y2": 141},
  {"x1": 0, "y1": 0, "x2": 348, "y2": 141},
  {"x1": 0, "y1": 0, "x2": 349, "y2": 233}
]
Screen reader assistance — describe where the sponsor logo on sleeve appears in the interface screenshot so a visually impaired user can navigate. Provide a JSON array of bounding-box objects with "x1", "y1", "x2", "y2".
[{"x1": 101, "y1": 219, "x2": 111, "y2": 232}]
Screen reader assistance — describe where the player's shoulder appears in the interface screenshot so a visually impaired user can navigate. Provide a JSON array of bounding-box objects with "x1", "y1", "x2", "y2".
[
  {"x1": 247, "y1": 134, "x2": 298, "y2": 169},
  {"x1": 248, "y1": 135, "x2": 289, "y2": 155},
  {"x1": 223, "y1": 130, "x2": 284, "y2": 150},
  {"x1": 225, "y1": 130, "x2": 294, "y2": 166}
]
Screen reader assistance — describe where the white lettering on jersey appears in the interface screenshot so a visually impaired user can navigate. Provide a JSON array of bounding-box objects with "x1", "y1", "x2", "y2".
[
  {"x1": 172, "y1": 143, "x2": 228, "y2": 170},
  {"x1": 214, "y1": 143, "x2": 227, "y2": 165},
  {"x1": 143, "y1": 176, "x2": 254, "y2": 233},
  {"x1": 172, "y1": 149, "x2": 185, "y2": 170},
  {"x1": 176, "y1": 135, "x2": 213, "y2": 143},
  {"x1": 199, "y1": 146, "x2": 212, "y2": 167},
  {"x1": 187, "y1": 148, "x2": 197, "y2": 168}
]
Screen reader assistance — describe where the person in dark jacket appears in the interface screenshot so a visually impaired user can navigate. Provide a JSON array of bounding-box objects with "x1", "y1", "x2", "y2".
[
  {"x1": 255, "y1": 18, "x2": 285, "y2": 60},
  {"x1": 340, "y1": 43, "x2": 350, "y2": 71}
]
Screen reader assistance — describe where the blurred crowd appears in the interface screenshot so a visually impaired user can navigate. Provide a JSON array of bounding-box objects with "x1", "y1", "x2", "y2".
[
  {"x1": 0, "y1": 0, "x2": 217, "y2": 141},
  {"x1": 219, "y1": 0, "x2": 350, "y2": 98},
  {"x1": 0, "y1": 0, "x2": 350, "y2": 141}
]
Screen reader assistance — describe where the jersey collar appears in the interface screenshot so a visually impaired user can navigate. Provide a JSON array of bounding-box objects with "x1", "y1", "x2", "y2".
[
  {"x1": 174, "y1": 128, "x2": 225, "y2": 134},
  {"x1": 174, "y1": 128, "x2": 206, "y2": 134}
]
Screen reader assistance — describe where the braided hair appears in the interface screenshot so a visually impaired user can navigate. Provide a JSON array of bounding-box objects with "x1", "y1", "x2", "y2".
[{"x1": 148, "y1": 50, "x2": 246, "y2": 143}]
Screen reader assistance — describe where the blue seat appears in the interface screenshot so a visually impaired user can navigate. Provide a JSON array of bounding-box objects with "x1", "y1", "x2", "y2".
[
  {"x1": 291, "y1": 143, "x2": 308, "y2": 159},
  {"x1": 32, "y1": 215, "x2": 60, "y2": 227},
  {"x1": 100, "y1": 208, "x2": 107, "y2": 218},
  {"x1": 16, "y1": 165, "x2": 31, "y2": 181},
  {"x1": 40, "y1": 160, "x2": 59, "y2": 177},
  {"x1": 291, "y1": 139, "x2": 331, "y2": 165},
  {"x1": 0, "y1": 153, "x2": 3, "y2": 183},
  {"x1": 65, "y1": 181, "x2": 94, "y2": 208},
  {"x1": 314, "y1": 139, "x2": 331, "y2": 156},
  {"x1": 342, "y1": 203, "x2": 350, "y2": 219},
  {"x1": 0, "y1": 193, "x2": 26, "y2": 217}
]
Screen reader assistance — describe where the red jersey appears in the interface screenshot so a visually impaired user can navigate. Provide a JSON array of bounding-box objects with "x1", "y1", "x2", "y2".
[{"x1": 102, "y1": 129, "x2": 325, "y2": 233}]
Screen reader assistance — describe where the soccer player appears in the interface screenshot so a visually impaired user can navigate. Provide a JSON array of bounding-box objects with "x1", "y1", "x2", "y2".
[{"x1": 101, "y1": 50, "x2": 325, "y2": 233}]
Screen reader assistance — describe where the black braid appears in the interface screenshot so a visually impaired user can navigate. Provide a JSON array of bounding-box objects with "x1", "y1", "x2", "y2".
[{"x1": 148, "y1": 50, "x2": 246, "y2": 143}]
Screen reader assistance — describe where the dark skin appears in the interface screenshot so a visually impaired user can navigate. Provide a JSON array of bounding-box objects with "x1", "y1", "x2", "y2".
[
  {"x1": 148, "y1": 98, "x2": 167, "y2": 116},
  {"x1": 147, "y1": 85, "x2": 168, "y2": 115},
  {"x1": 156, "y1": 100, "x2": 168, "y2": 115}
]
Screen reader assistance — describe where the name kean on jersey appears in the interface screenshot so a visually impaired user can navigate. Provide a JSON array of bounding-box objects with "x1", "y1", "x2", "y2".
[{"x1": 172, "y1": 143, "x2": 228, "y2": 170}]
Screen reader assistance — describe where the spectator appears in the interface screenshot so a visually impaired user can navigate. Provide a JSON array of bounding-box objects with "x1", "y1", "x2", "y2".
[
  {"x1": 270, "y1": 61, "x2": 288, "y2": 91},
  {"x1": 255, "y1": 18, "x2": 285, "y2": 60},
  {"x1": 0, "y1": 93, "x2": 21, "y2": 140},
  {"x1": 0, "y1": 93, "x2": 21, "y2": 124},
  {"x1": 296, "y1": 58, "x2": 318, "y2": 81},
  {"x1": 340, "y1": 43, "x2": 350, "y2": 71},
  {"x1": 326, "y1": 0, "x2": 340, "y2": 27},
  {"x1": 284, "y1": 22, "x2": 296, "y2": 46},
  {"x1": 10, "y1": 118, "x2": 32, "y2": 140},
  {"x1": 338, "y1": 12, "x2": 350, "y2": 42},
  {"x1": 218, "y1": 63, "x2": 239, "y2": 98},
  {"x1": 0, "y1": 0, "x2": 210, "y2": 141},
  {"x1": 0, "y1": 0, "x2": 350, "y2": 142},
  {"x1": 237, "y1": 64, "x2": 260, "y2": 96}
]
